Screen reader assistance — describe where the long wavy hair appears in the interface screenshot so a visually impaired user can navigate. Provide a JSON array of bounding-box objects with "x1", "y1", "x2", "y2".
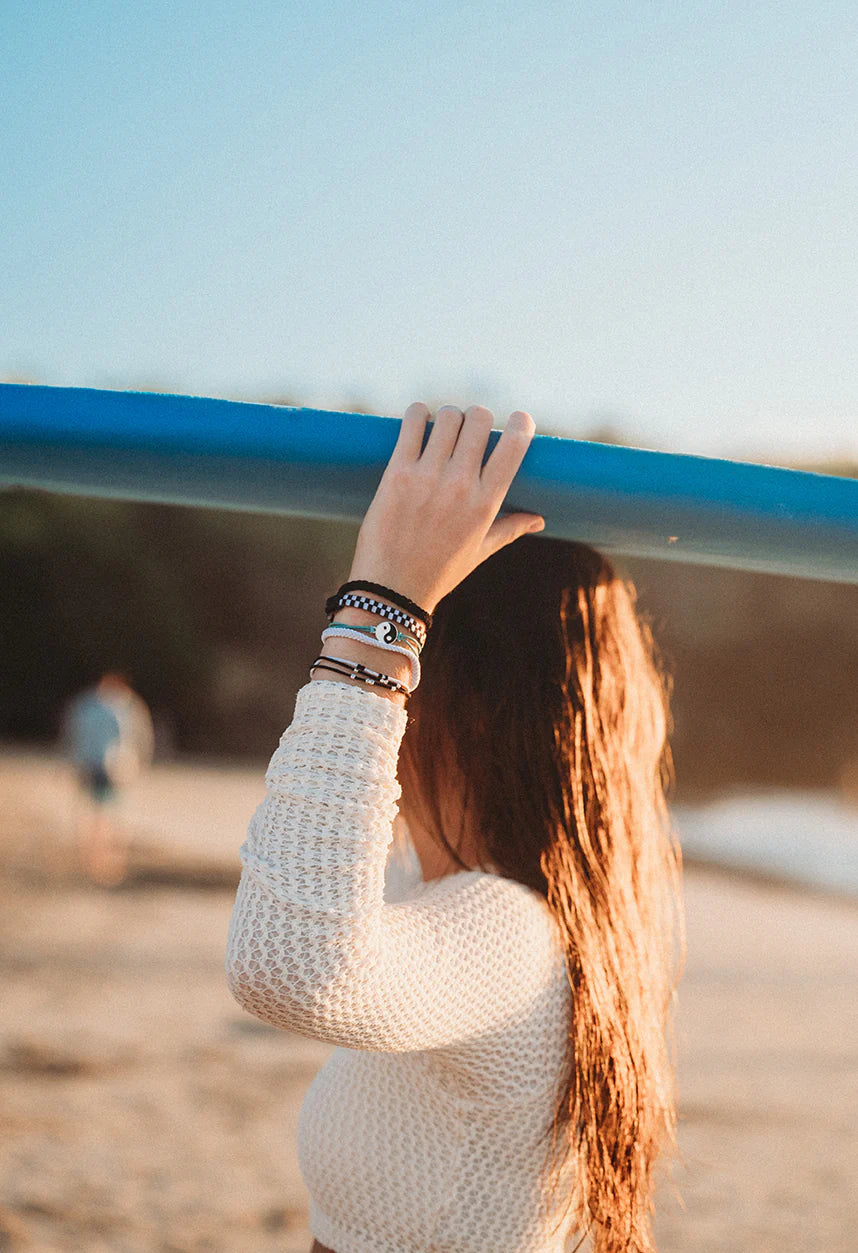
[{"x1": 397, "y1": 535, "x2": 685, "y2": 1253}]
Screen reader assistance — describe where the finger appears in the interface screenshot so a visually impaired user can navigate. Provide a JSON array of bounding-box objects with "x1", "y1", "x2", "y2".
[
  {"x1": 390, "y1": 401, "x2": 431, "y2": 464},
  {"x1": 480, "y1": 410, "x2": 536, "y2": 499},
  {"x1": 450, "y1": 405, "x2": 495, "y2": 471},
  {"x1": 421, "y1": 404, "x2": 464, "y2": 465},
  {"x1": 485, "y1": 510, "x2": 545, "y2": 553}
]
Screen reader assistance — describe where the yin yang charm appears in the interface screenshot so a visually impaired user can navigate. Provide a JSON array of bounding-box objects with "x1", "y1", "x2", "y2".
[{"x1": 374, "y1": 620, "x2": 399, "y2": 645}]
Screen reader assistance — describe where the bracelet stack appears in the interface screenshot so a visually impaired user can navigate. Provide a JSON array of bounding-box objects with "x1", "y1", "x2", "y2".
[
  {"x1": 312, "y1": 580, "x2": 433, "y2": 699},
  {"x1": 323, "y1": 591, "x2": 428, "y2": 647},
  {"x1": 320, "y1": 624, "x2": 421, "y2": 689}
]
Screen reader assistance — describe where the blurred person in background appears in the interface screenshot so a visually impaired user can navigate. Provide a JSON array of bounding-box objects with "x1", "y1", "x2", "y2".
[{"x1": 61, "y1": 670, "x2": 154, "y2": 885}]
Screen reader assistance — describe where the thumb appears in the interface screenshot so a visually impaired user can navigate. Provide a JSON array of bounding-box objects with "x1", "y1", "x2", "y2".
[{"x1": 485, "y1": 511, "x2": 545, "y2": 553}]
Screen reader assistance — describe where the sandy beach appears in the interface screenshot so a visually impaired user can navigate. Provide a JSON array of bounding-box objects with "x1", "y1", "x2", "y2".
[{"x1": 1, "y1": 750, "x2": 857, "y2": 1252}]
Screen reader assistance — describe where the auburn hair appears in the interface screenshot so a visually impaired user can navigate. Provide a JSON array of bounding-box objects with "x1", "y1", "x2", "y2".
[{"x1": 397, "y1": 535, "x2": 685, "y2": 1252}]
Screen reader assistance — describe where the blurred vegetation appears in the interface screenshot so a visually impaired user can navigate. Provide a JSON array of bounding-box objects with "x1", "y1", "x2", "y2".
[
  {"x1": 3, "y1": 485, "x2": 858, "y2": 801},
  {"x1": 2, "y1": 402, "x2": 857, "y2": 799},
  {"x1": 0, "y1": 489, "x2": 359, "y2": 756},
  {"x1": 628, "y1": 556, "x2": 858, "y2": 800}
]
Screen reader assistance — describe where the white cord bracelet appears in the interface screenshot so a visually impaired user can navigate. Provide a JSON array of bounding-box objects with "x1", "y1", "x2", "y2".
[{"x1": 320, "y1": 626, "x2": 421, "y2": 691}]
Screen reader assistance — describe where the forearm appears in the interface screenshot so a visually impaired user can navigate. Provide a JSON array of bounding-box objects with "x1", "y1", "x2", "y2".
[{"x1": 225, "y1": 678, "x2": 408, "y2": 1042}]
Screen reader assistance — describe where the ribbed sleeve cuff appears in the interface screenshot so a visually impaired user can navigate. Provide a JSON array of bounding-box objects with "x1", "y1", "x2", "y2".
[{"x1": 293, "y1": 676, "x2": 409, "y2": 744}]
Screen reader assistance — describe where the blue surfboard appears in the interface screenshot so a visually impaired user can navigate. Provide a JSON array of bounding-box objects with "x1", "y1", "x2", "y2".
[{"x1": 1, "y1": 383, "x2": 856, "y2": 584}]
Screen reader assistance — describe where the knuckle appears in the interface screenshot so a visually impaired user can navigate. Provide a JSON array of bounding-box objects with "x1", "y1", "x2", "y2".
[
  {"x1": 386, "y1": 460, "x2": 412, "y2": 484},
  {"x1": 444, "y1": 463, "x2": 471, "y2": 491},
  {"x1": 412, "y1": 458, "x2": 436, "y2": 486},
  {"x1": 442, "y1": 465, "x2": 474, "y2": 498}
]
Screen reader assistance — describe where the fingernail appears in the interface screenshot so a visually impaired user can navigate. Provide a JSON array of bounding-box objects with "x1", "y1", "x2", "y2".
[{"x1": 529, "y1": 519, "x2": 545, "y2": 532}]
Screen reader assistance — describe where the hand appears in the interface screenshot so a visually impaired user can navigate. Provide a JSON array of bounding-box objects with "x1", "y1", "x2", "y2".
[{"x1": 348, "y1": 402, "x2": 544, "y2": 614}]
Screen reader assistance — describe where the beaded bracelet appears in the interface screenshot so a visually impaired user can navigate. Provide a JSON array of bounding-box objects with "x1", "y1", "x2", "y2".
[
  {"x1": 331, "y1": 580, "x2": 433, "y2": 629},
  {"x1": 321, "y1": 626, "x2": 421, "y2": 690},
  {"x1": 309, "y1": 654, "x2": 412, "y2": 698},
  {"x1": 326, "y1": 592, "x2": 427, "y2": 645}
]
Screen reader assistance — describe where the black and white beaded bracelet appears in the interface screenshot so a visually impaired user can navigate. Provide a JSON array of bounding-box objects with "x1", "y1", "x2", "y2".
[
  {"x1": 325, "y1": 593, "x2": 427, "y2": 645},
  {"x1": 309, "y1": 654, "x2": 413, "y2": 697},
  {"x1": 332, "y1": 580, "x2": 433, "y2": 628}
]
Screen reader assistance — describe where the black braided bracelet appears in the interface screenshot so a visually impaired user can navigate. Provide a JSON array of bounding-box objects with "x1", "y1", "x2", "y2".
[{"x1": 330, "y1": 580, "x2": 433, "y2": 629}]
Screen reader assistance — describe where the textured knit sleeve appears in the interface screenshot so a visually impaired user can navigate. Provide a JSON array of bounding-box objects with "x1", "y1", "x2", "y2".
[{"x1": 224, "y1": 679, "x2": 564, "y2": 1054}]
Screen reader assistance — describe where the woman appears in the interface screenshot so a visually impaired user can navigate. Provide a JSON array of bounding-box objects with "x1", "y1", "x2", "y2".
[{"x1": 225, "y1": 402, "x2": 685, "y2": 1252}]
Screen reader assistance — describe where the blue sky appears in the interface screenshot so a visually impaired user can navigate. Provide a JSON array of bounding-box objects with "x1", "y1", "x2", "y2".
[{"x1": 2, "y1": 0, "x2": 856, "y2": 462}]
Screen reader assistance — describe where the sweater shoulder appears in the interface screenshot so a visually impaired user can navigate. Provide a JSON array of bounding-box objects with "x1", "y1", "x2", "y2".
[{"x1": 406, "y1": 868, "x2": 564, "y2": 959}]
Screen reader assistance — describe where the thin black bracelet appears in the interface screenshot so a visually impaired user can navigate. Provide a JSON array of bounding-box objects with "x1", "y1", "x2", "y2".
[
  {"x1": 309, "y1": 662, "x2": 411, "y2": 699},
  {"x1": 311, "y1": 659, "x2": 408, "y2": 693},
  {"x1": 331, "y1": 581, "x2": 433, "y2": 629},
  {"x1": 309, "y1": 656, "x2": 412, "y2": 697},
  {"x1": 325, "y1": 593, "x2": 427, "y2": 645},
  {"x1": 314, "y1": 653, "x2": 412, "y2": 692}
]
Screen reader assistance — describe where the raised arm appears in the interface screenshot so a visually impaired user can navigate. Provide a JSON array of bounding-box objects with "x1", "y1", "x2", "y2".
[
  {"x1": 224, "y1": 677, "x2": 564, "y2": 1053},
  {"x1": 225, "y1": 401, "x2": 554, "y2": 1052}
]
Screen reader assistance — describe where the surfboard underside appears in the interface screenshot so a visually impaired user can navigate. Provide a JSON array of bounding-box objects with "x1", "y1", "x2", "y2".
[{"x1": 1, "y1": 384, "x2": 856, "y2": 584}]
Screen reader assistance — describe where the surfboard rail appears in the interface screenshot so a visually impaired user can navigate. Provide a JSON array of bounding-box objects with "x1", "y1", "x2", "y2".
[{"x1": 1, "y1": 383, "x2": 856, "y2": 583}]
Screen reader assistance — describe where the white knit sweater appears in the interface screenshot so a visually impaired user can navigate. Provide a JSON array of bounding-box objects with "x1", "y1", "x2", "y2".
[{"x1": 225, "y1": 679, "x2": 577, "y2": 1253}]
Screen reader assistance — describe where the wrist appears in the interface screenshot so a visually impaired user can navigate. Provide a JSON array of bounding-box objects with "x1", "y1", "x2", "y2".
[
  {"x1": 345, "y1": 570, "x2": 437, "y2": 618},
  {"x1": 330, "y1": 603, "x2": 401, "y2": 629},
  {"x1": 312, "y1": 632, "x2": 411, "y2": 707}
]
